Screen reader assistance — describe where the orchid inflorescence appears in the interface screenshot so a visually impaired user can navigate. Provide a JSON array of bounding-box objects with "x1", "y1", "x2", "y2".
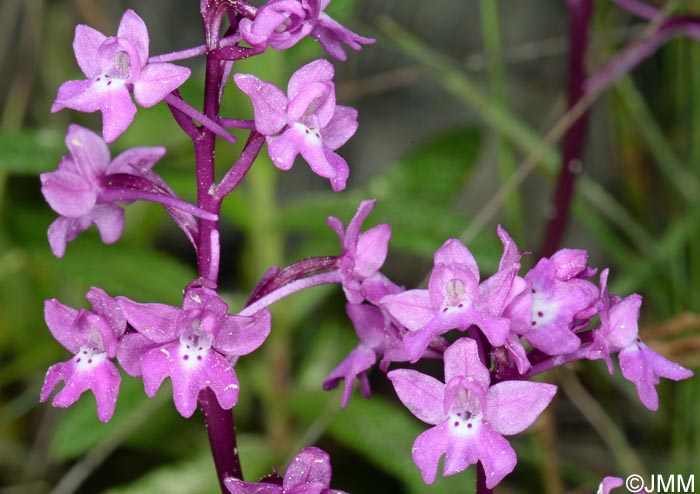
[{"x1": 38, "y1": 1, "x2": 693, "y2": 493}]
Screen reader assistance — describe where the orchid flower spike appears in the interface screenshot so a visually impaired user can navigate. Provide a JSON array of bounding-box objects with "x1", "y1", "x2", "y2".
[{"x1": 52, "y1": 9, "x2": 191, "y2": 142}]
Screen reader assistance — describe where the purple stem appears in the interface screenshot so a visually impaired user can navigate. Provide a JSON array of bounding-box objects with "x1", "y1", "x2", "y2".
[
  {"x1": 476, "y1": 462, "x2": 493, "y2": 494},
  {"x1": 163, "y1": 93, "x2": 237, "y2": 144},
  {"x1": 540, "y1": 0, "x2": 593, "y2": 258},
  {"x1": 195, "y1": 28, "x2": 240, "y2": 489},
  {"x1": 99, "y1": 187, "x2": 218, "y2": 220},
  {"x1": 216, "y1": 131, "x2": 265, "y2": 199},
  {"x1": 239, "y1": 270, "x2": 344, "y2": 317},
  {"x1": 149, "y1": 34, "x2": 241, "y2": 63}
]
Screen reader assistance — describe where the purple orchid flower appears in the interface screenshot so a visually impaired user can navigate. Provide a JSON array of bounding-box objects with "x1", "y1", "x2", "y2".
[
  {"x1": 40, "y1": 124, "x2": 214, "y2": 258},
  {"x1": 388, "y1": 338, "x2": 556, "y2": 488},
  {"x1": 116, "y1": 287, "x2": 271, "y2": 418},
  {"x1": 381, "y1": 236, "x2": 514, "y2": 362},
  {"x1": 585, "y1": 269, "x2": 692, "y2": 410},
  {"x1": 327, "y1": 199, "x2": 392, "y2": 304},
  {"x1": 619, "y1": 338, "x2": 693, "y2": 411},
  {"x1": 239, "y1": 0, "x2": 373, "y2": 61},
  {"x1": 323, "y1": 302, "x2": 411, "y2": 407},
  {"x1": 225, "y1": 446, "x2": 347, "y2": 494},
  {"x1": 586, "y1": 268, "x2": 641, "y2": 372},
  {"x1": 234, "y1": 59, "x2": 358, "y2": 191},
  {"x1": 511, "y1": 249, "x2": 599, "y2": 356},
  {"x1": 40, "y1": 288, "x2": 126, "y2": 422},
  {"x1": 51, "y1": 9, "x2": 191, "y2": 142}
]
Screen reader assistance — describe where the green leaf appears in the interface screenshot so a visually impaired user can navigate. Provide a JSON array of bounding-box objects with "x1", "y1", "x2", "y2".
[
  {"x1": 0, "y1": 128, "x2": 65, "y2": 174},
  {"x1": 26, "y1": 237, "x2": 195, "y2": 305},
  {"x1": 377, "y1": 127, "x2": 480, "y2": 204}
]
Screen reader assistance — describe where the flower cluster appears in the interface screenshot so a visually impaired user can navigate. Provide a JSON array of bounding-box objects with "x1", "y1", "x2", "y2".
[
  {"x1": 41, "y1": 284, "x2": 271, "y2": 421},
  {"x1": 319, "y1": 203, "x2": 693, "y2": 487}
]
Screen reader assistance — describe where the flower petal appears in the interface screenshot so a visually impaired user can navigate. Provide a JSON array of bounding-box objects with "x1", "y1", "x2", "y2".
[
  {"x1": 117, "y1": 9, "x2": 149, "y2": 65},
  {"x1": 444, "y1": 338, "x2": 491, "y2": 388},
  {"x1": 117, "y1": 297, "x2": 181, "y2": 343},
  {"x1": 411, "y1": 423, "x2": 451, "y2": 484},
  {"x1": 133, "y1": 63, "x2": 191, "y2": 107},
  {"x1": 474, "y1": 425, "x2": 517, "y2": 489},
  {"x1": 388, "y1": 369, "x2": 446, "y2": 425},
  {"x1": 381, "y1": 289, "x2": 433, "y2": 331},
  {"x1": 214, "y1": 310, "x2": 271, "y2": 357},
  {"x1": 90, "y1": 204, "x2": 125, "y2": 245},
  {"x1": 40, "y1": 168, "x2": 96, "y2": 218},
  {"x1": 287, "y1": 59, "x2": 334, "y2": 102},
  {"x1": 73, "y1": 24, "x2": 107, "y2": 78},
  {"x1": 234, "y1": 73, "x2": 288, "y2": 136},
  {"x1": 485, "y1": 381, "x2": 557, "y2": 435},
  {"x1": 44, "y1": 299, "x2": 81, "y2": 353}
]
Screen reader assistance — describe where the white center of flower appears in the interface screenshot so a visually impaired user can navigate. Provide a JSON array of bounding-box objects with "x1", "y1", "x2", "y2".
[
  {"x1": 530, "y1": 289, "x2": 556, "y2": 330},
  {"x1": 448, "y1": 387, "x2": 482, "y2": 437},
  {"x1": 179, "y1": 322, "x2": 214, "y2": 369},
  {"x1": 294, "y1": 122, "x2": 321, "y2": 142},
  {"x1": 73, "y1": 345, "x2": 107, "y2": 372}
]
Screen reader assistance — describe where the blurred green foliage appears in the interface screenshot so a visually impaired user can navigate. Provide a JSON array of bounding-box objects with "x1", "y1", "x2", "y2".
[{"x1": 1, "y1": 1, "x2": 699, "y2": 494}]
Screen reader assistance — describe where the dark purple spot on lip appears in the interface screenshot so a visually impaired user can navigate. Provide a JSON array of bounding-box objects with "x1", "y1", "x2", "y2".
[
  {"x1": 305, "y1": 128, "x2": 310, "y2": 134},
  {"x1": 198, "y1": 347, "x2": 203, "y2": 351},
  {"x1": 186, "y1": 345, "x2": 190, "y2": 349},
  {"x1": 88, "y1": 359, "x2": 92, "y2": 364},
  {"x1": 532, "y1": 321, "x2": 537, "y2": 326},
  {"x1": 183, "y1": 355, "x2": 189, "y2": 360},
  {"x1": 458, "y1": 303, "x2": 464, "y2": 308},
  {"x1": 83, "y1": 350, "x2": 88, "y2": 354},
  {"x1": 76, "y1": 358, "x2": 81, "y2": 363},
  {"x1": 467, "y1": 423, "x2": 472, "y2": 428},
  {"x1": 107, "y1": 81, "x2": 112, "y2": 86},
  {"x1": 442, "y1": 307, "x2": 448, "y2": 312},
  {"x1": 454, "y1": 421, "x2": 459, "y2": 427},
  {"x1": 197, "y1": 356, "x2": 202, "y2": 361},
  {"x1": 537, "y1": 311, "x2": 544, "y2": 317}
]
